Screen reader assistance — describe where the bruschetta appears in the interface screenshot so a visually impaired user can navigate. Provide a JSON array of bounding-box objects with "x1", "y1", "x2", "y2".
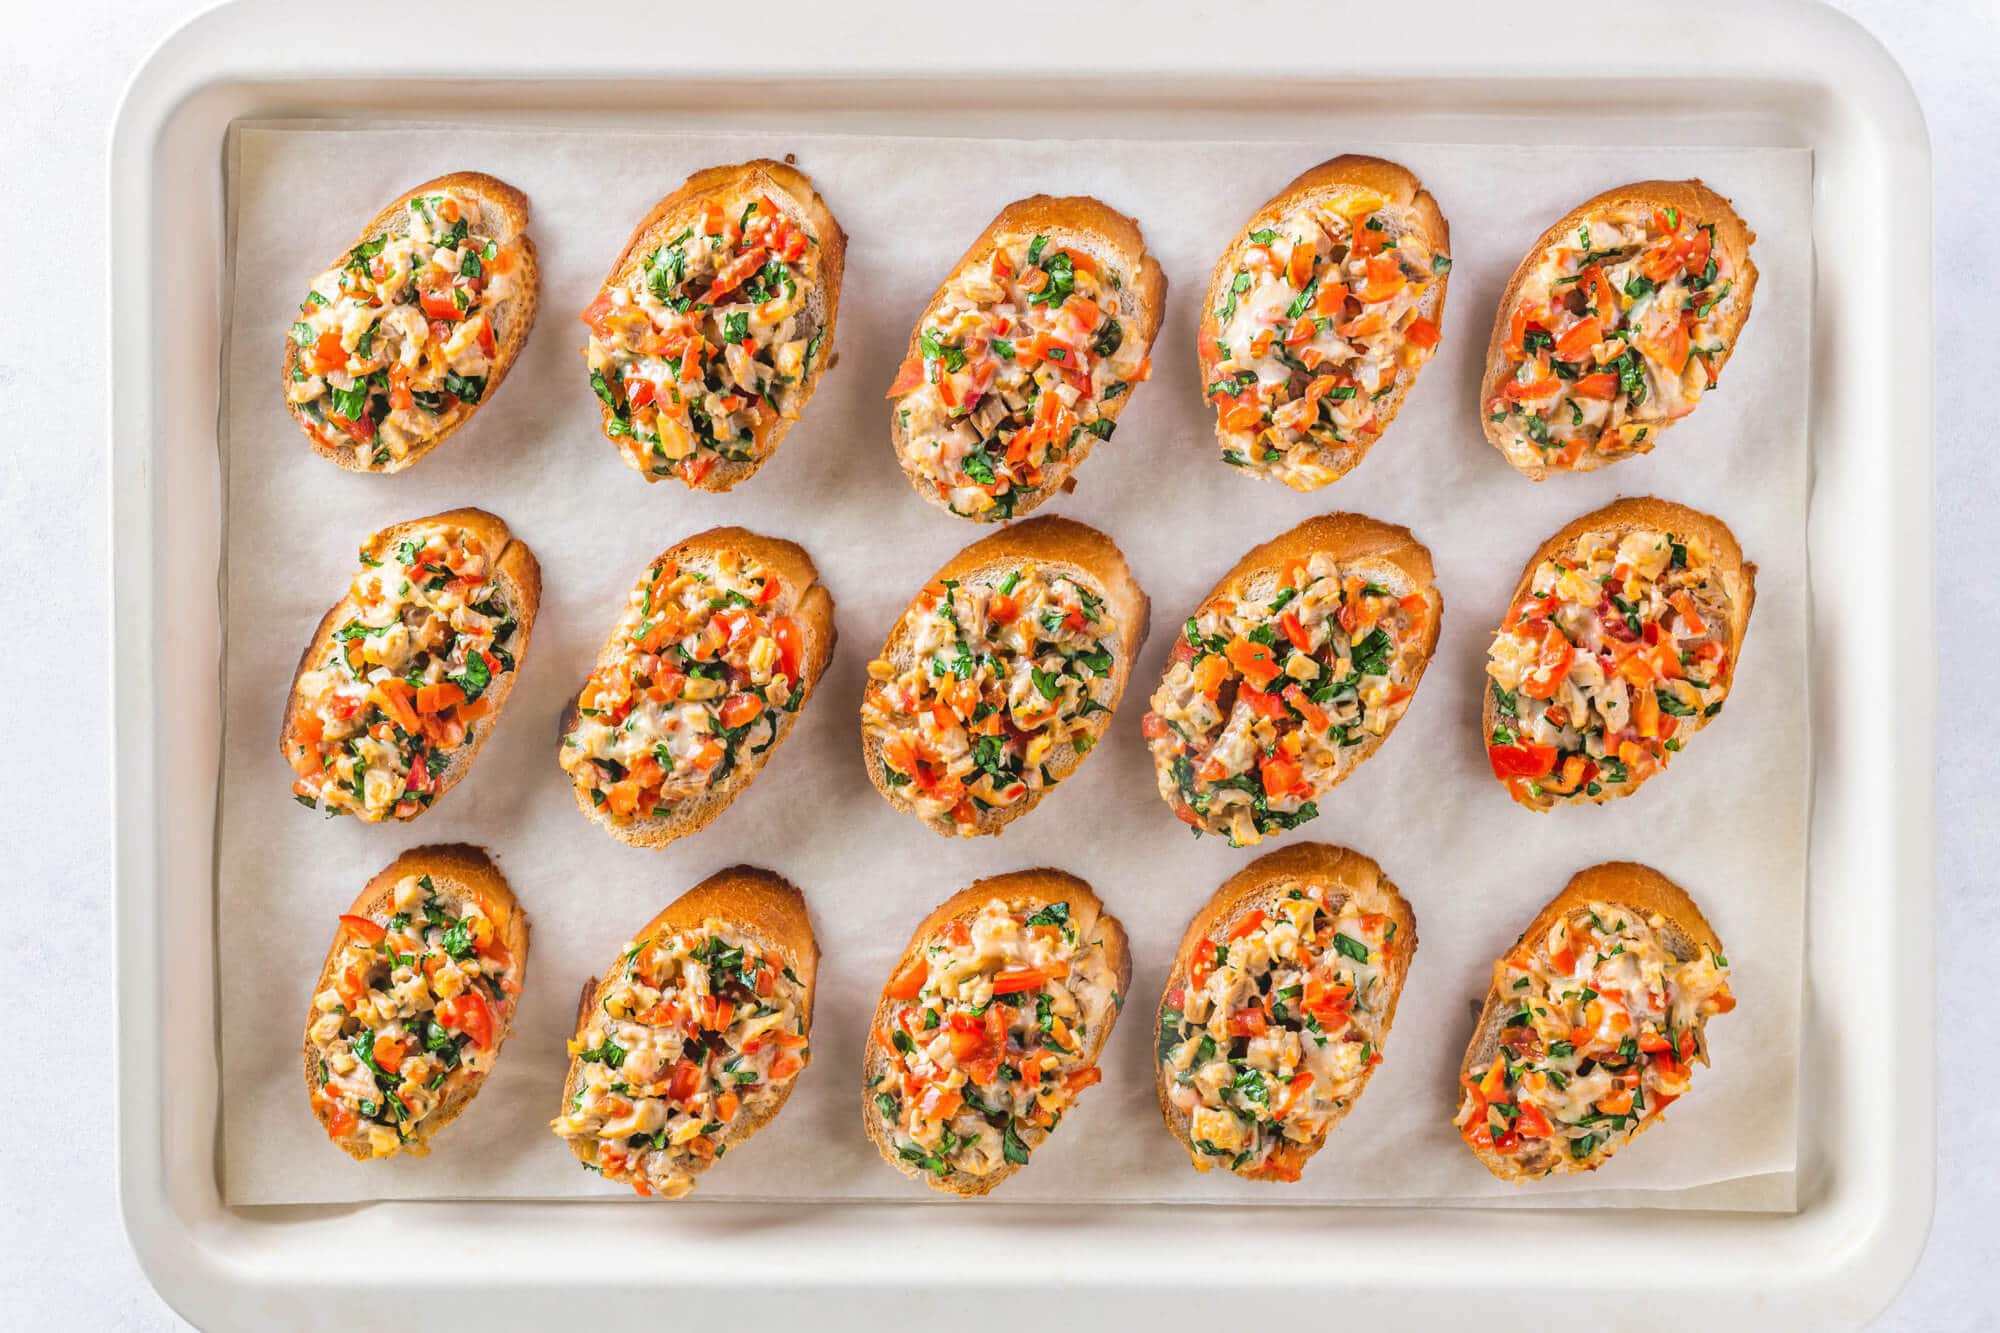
[
  {"x1": 553, "y1": 866, "x2": 817, "y2": 1198},
  {"x1": 1155, "y1": 843, "x2": 1416, "y2": 1182},
  {"x1": 1481, "y1": 179, "x2": 1757, "y2": 479},
  {"x1": 281, "y1": 507, "x2": 539, "y2": 822},
  {"x1": 1483, "y1": 497, "x2": 1755, "y2": 810},
  {"x1": 1142, "y1": 513, "x2": 1441, "y2": 846},
  {"x1": 558, "y1": 527, "x2": 835, "y2": 847},
  {"x1": 862, "y1": 870, "x2": 1129, "y2": 1196},
  {"x1": 283, "y1": 172, "x2": 538, "y2": 473},
  {"x1": 1455, "y1": 861, "x2": 1736, "y2": 1181},
  {"x1": 886, "y1": 195, "x2": 1165, "y2": 521},
  {"x1": 580, "y1": 160, "x2": 845, "y2": 490},
  {"x1": 861, "y1": 517, "x2": 1148, "y2": 837},
  {"x1": 1200, "y1": 156, "x2": 1451, "y2": 490},
  {"x1": 304, "y1": 844, "x2": 528, "y2": 1160}
]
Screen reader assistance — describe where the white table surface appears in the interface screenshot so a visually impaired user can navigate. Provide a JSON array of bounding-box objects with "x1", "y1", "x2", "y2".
[{"x1": 1, "y1": 0, "x2": 1989, "y2": 1326}]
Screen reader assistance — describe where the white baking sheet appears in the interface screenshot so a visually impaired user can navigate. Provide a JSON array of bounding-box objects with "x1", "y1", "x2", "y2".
[{"x1": 216, "y1": 124, "x2": 1809, "y2": 1209}]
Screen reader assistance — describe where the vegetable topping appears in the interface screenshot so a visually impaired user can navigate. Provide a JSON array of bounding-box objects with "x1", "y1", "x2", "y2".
[
  {"x1": 583, "y1": 193, "x2": 822, "y2": 487},
  {"x1": 287, "y1": 189, "x2": 520, "y2": 469},
  {"x1": 1488, "y1": 203, "x2": 1745, "y2": 471},
  {"x1": 889, "y1": 232, "x2": 1151, "y2": 519},
  {"x1": 287, "y1": 524, "x2": 518, "y2": 821},
  {"x1": 1454, "y1": 901, "x2": 1734, "y2": 1174},
  {"x1": 1159, "y1": 879, "x2": 1405, "y2": 1180},
  {"x1": 869, "y1": 899, "x2": 1119, "y2": 1182},
  {"x1": 561, "y1": 549, "x2": 807, "y2": 824},
  {"x1": 1144, "y1": 554, "x2": 1432, "y2": 845},
  {"x1": 308, "y1": 874, "x2": 519, "y2": 1157},
  {"x1": 553, "y1": 920, "x2": 809, "y2": 1197},
  {"x1": 1485, "y1": 527, "x2": 1735, "y2": 807},
  {"x1": 1204, "y1": 192, "x2": 1447, "y2": 489},
  {"x1": 863, "y1": 564, "x2": 1119, "y2": 831}
]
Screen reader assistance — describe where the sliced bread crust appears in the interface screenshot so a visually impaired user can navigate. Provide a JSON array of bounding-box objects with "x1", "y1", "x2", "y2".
[
  {"x1": 1198, "y1": 154, "x2": 1451, "y2": 487},
  {"x1": 889, "y1": 194, "x2": 1166, "y2": 520},
  {"x1": 1479, "y1": 496, "x2": 1756, "y2": 810},
  {"x1": 1457, "y1": 860, "x2": 1724, "y2": 1182},
  {"x1": 1479, "y1": 178, "x2": 1758, "y2": 479},
  {"x1": 1148, "y1": 512, "x2": 1442, "y2": 834},
  {"x1": 303, "y1": 843, "x2": 530, "y2": 1159},
  {"x1": 278, "y1": 506, "x2": 541, "y2": 821},
  {"x1": 558, "y1": 865, "x2": 818, "y2": 1191},
  {"x1": 860, "y1": 515, "x2": 1150, "y2": 837},
  {"x1": 1153, "y1": 843, "x2": 1417, "y2": 1178},
  {"x1": 282, "y1": 171, "x2": 540, "y2": 473},
  {"x1": 861, "y1": 869, "x2": 1131, "y2": 1197},
  {"x1": 587, "y1": 159, "x2": 847, "y2": 491},
  {"x1": 558, "y1": 527, "x2": 836, "y2": 848}
]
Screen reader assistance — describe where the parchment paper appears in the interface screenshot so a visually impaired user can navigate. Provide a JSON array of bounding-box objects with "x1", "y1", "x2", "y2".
[{"x1": 217, "y1": 124, "x2": 1810, "y2": 1209}]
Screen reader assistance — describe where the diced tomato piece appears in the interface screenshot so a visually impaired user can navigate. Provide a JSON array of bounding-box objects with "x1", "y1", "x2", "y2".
[
  {"x1": 885, "y1": 957, "x2": 928, "y2": 1001},
  {"x1": 338, "y1": 914, "x2": 386, "y2": 945},
  {"x1": 1190, "y1": 938, "x2": 1218, "y2": 989},
  {"x1": 1555, "y1": 317, "x2": 1602, "y2": 362},
  {"x1": 1278, "y1": 611, "x2": 1313, "y2": 653},
  {"x1": 309, "y1": 329, "x2": 347, "y2": 374},
  {"x1": 420, "y1": 284, "x2": 462, "y2": 323},
  {"x1": 990, "y1": 967, "x2": 1052, "y2": 995},
  {"x1": 772, "y1": 616, "x2": 803, "y2": 684},
  {"x1": 1224, "y1": 637, "x2": 1281, "y2": 689},
  {"x1": 436, "y1": 992, "x2": 496, "y2": 1050},
  {"x1": 1405, "y1": 317, "x2": 1441, "y2": 350},
  {"x1": 1520, "y1": 623, "x2": 1574, "y2": 700},
  {"x1": 1487, "y1": 743, "x2": 1558, "y2": 780},
  {"x1": 1240, "y1": 684, "x2": 1288, "y2": 722},
  {"x1": 1258, "y1": 752, "x2": 1304, "y2": 798}
]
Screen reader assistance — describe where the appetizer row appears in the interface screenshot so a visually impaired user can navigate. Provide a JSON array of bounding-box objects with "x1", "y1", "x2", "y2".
[
  {"x1": 306, "y1": 845, "x2": 1736, "y2": 1193},
  {"x1": 282, "y1": 157, "x2": 1757, "y2": 503},
  {"x1": 280, "y1": 499, "x2": 1755, "y2": 838}
]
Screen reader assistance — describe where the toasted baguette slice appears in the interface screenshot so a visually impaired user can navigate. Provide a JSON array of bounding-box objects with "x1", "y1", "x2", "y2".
[
  {"x1": 860, "y1": 516, "x2": 1149, "y2": 837},
  {"x1": 887, "y1": 195, "x2": 1166, "y2": 521},
  {"x1": 1481, "y1": 179, "x2": 1758, "y2": 479},
  {"x1": 1455, "y1": 861, "x2": 1734, "y2": 1181},
  {"x1": 1143, "y1": 512, "x2": 1441, "y2": 845},
  {"x1": 280, "y1": 507, "x2": 540, "y2": 822},
  {"x1": 555, "y1": 866, "x2": 818, "y2": 1198},
  {"x1": 1481, "y1": 497, "x2": 1755, "y2": 810},
  {"x1": 582, "y1": 159, "x2": 846, "y2": 491},
  {"x1": 303, "y1": 844, "x2": 529, "y2": 1159},
  {"x1": 557, "y1": 527, "x2": 835, "y2": 848},
  {"x1": 282, "y1": 172, "x2": 539, "y2": 473},
  {"x1": 862, "y1": 870, "x2": 1131, "y2": 1196},
  {"x1": 1199, "y1": 155, "x2": 1451, "y2": 491},
  {"x1": 1154, "y1": 843, "x2": 1416, "y2": 1181}
]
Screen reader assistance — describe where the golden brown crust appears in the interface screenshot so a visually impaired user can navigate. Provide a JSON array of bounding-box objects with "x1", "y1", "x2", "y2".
[
  {"x1": 1479, "y1": 496, "x2": 1756, "y2": 810},
  {"x1": 558, "y1": 526, "x2": 836, "y2": 848},
  {"x1": 1153, "y1": 513, "x2": 1442, "y2": 831},
  {"x1": 1457, "y1": 861, "x2": 1723, "y2": 1182},
  {"x1": 588, "y1": 159, "x2": 846, "y2": 491},
  {"x1": 1199, "y1": 155, "x2": 1451, "y2": 487},
  {"x1": 559, "y1": 866, "x2": 819, "y2": 1185},
  {"x1": 282, "y1": 172, "x2": 539, "y2": 474},
  {"x1": 302, "y1": 844, "x2": 530, "y2": 1159},
  {"x1": 860, "y1": 869, "x2": 1131, "y2": 1197},
  {"x1": 889, "y1": 194, "x2": 1166, "y2": 519},
  {"x1": 860, "y1": 516, "x2": 1150, "y2": 837},
  {"x1": 1480, "y1": 179, "x2": 1759, "y2": 480},
  {"x1": 1152, "y1": 843, "x2": 1417, "y2": 1178},
  {"x1": 277, "y1": 507, "x2": 541, "y2": 821}
]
